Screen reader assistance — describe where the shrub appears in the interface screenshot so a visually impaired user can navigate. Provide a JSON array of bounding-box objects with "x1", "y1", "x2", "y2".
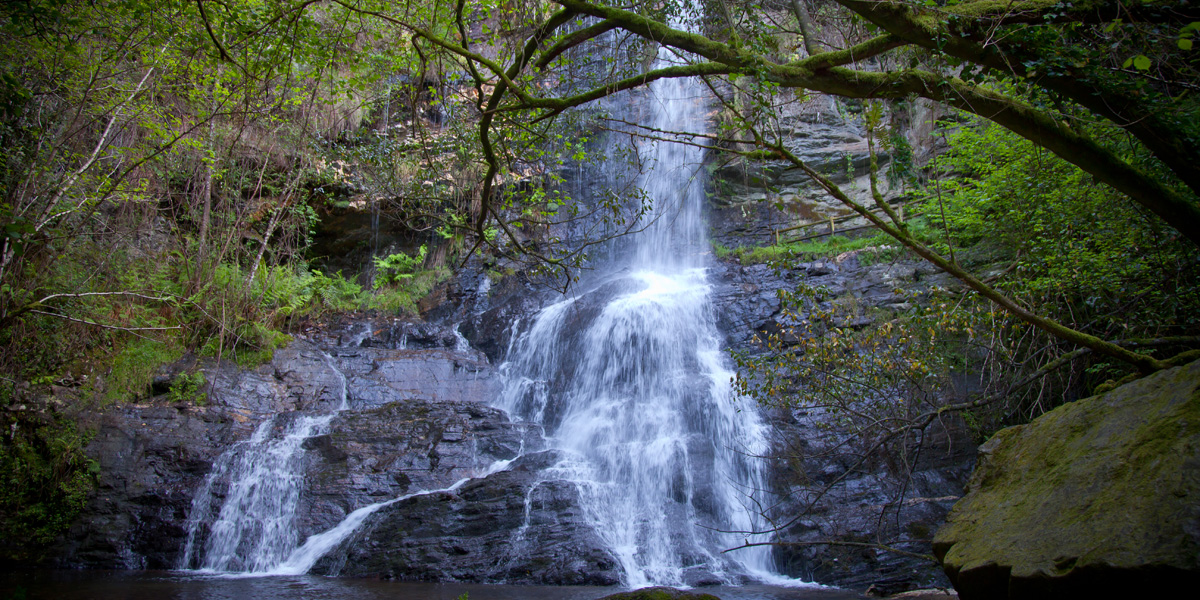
[{"x1": 0, "y1": 413, "x2": 98, "y2": 561}]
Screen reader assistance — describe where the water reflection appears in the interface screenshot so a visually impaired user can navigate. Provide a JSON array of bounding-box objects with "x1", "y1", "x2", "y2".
[{"x1": 2, "y1": 571, "x2": 867, "y2": 600}]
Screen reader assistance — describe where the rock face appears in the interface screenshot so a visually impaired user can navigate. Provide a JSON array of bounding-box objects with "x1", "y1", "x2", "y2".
[
  {"x1": 932, "y1": 360, "x2": 1200, "y2": 599},
  {"x1": 52, "y1": 315, "x2": 628, "y2": 583},
  {"x1": 49, "y1": 85, "x2": 973, "y2": 592},
  {"x1": 708, "y1": 92, "x2": 928, "y2": 251},
  {"x1": 709, "y1": 254, "x2": 970, "y2": 594},
  {"x1": 327, "y1": 451, "x2": 619, "y2": 584},
  {"x1": 59, "y1": 340, "x2": 363, "y2": 569},
  {"x1": 61, "y1": 402, "x2": 236, "y2": 569},
  {"x1": 56, "y1": 246, "x2": 970, "y2": 592}
]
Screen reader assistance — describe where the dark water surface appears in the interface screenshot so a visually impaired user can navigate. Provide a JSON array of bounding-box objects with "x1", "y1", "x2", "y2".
[{"x1": 2, "y1": 571, "x2": 869, "y2": 600}]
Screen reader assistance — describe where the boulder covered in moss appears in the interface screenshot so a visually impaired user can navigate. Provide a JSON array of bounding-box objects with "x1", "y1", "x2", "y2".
[
  {"x1": 932, "y1": 360, "x2": 1200, "y2": 599},
  {"x1": 596, "y1": 587, "x2": 721, "y2": 600}
]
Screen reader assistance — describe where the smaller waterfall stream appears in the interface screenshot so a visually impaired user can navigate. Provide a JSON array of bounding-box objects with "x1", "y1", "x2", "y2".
[
  {"x1": 178, "y1": 342, "x2": 521, "y2": 577},
  {"x1": 179, "y1": 352, "x2": 349, "y2": 572}
]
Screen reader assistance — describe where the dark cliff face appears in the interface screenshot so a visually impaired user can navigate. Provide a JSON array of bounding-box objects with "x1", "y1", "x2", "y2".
[
  {"x1": 54, "y1": 246, "x2": 973, "y2": 593},
  {"x1": 54, "y1": 325, "x2": 554, "y2": 574},
  {"x1": 710, "y1": 255, "x2": 973, "y2": 594},
  {"x1": 327, "y1": 450, "x2": 620, "y2": 585},
  {"x1": 50, "y1": 87, "x2": 973, "y2": 592}
]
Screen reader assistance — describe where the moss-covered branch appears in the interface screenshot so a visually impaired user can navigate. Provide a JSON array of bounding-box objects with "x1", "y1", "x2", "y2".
[
  {"x1": 835, "y1": 0, "x2": 1200, "y2": 202},
  {"x1": 535, "y1": 1, "x2": 1200, "y2": 247}
]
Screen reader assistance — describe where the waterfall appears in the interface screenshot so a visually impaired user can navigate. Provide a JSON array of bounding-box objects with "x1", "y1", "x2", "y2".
[
  {"x1": 495, "y1": 6, "x2": 779, "y2": 587},
  {"x1": 178, "y1": 352, "x2": 349, "y2": 572},
  {"x1": 173, "y1": 2, "x2": 783, "y2": 584}
]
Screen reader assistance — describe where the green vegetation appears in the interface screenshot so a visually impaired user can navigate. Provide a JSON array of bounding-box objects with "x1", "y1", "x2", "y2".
[
  {"x1": 736, "y1": 103, "x2": 1200, "y2": 431},
  {"x1": 715, "y1": 234, "x2": 911, "y2": 266},
  {"x1": 1, "y1": 0, "x2": 1199, "y2": 565},
  {"x1": 7, "y1": 0, "x2": 1190, "y2": 393},
  {"x1": 0, "y1": 0, "x2": 486, "y2": 550},
  {"x1": 373, "y1": 246, "x2": 428, "y2": 288},
  {"x1": 919, "y1": 118, "x2": 1200, "y2": 341},
  {"x1": 105, "y1": 339, "x2": 184, "y2": 403},
  {"x1": 369, "y1": 266, "x2": 451, "y2": 315},
  {"x1": 0, "y1": 413, "x2": 98, "y2": 562},
  {"x1": 168, "y1": 372, "x2": 207, "y2": 405}
]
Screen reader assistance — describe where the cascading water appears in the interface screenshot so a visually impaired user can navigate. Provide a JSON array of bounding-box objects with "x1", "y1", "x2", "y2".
[
  {"x1": 174, "y1": 2, "x2": 784, "y2": 584},
  {"x1": 178, "y1": 352, "x2": 349, "y2": 572},
  {"x1": 496, "y1": 6, "x2": 779, "y2": 587}
]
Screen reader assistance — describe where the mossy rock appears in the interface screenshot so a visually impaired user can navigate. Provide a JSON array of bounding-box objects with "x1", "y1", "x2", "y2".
[
  {"x1": 932, "y1": 360, "x2": 1200, "y2": 599},
  {"x1": 597, "y1": 587, "x2": 721, "y2": 600}
]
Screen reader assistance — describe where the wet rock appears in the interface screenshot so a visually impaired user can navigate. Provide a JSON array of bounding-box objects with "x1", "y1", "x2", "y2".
[
  {"x1": 337, "y1": 347, "x2": 500, "y2": 409},
  {"x1": 297, "y1": 398, "x2": 541, "y2": 539},
  {"x1": 329, "y1": 451, "x2": 621, "y2": 585},
  {"x1": 709, "y1": 250, "x2": 952, "y2": 356},
  {"x1": 769, "y1": 443, "x2": 971, "y2": 593},
  {"x1": 58, "y1": 402, "x2": 242, "y2": 569},
  {"x1": 932, "y1": 360, "x2": 1200, "y2": 599},
  {"x1": 54, "y1": 321, "x2": 522, "y2": 571},
  {"x1": 456, "y1": 270, "x2": 552, "y2": 364},
  {"x1": 597, "y1": 587, "x2": 722, "y2": 600},
  {"x1": 707, "y1": 92, "x2": 901, "y2": 250},
  {"x1": 707, "y1": 254, "x2": 969, "y2": 593}
]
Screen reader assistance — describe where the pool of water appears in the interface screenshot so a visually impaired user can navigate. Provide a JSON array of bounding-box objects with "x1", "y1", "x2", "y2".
[{"x1": 1, "y1": 571, "x2": 869, "y2": 600}]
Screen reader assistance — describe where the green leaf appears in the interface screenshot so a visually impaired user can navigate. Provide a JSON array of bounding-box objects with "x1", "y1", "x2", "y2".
[
  {"x1": 1180, "y1": 39, "x2": 1194, "y2": 51},
  {"x1": 1132, "y1": 54, "x2": 1152, "y2": 70}
]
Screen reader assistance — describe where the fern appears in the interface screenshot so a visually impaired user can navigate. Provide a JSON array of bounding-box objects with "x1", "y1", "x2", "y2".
[{"x1": 372, "y1": 245, "x2": 427, "y2": 289}]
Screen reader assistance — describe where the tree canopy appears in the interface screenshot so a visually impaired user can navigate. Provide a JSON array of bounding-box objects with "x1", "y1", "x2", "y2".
[
  {"x1": 3, "y1": 0, "x2": 1197, "y2": 376},
  {"x1": 335, "y1": 0, "x2": 1199, "y2": 369}
]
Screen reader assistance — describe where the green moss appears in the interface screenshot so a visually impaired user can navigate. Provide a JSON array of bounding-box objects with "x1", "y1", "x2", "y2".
[
  {"x1": 199, "y1": 322, "x2": 292, "y2": 368},
  {"x1": 711, "y1": 241, "x2": 735, "y2": 260},
  {"x1": 716, "y1": 234, "x2": 908, "y2": 266},
  {"x1": 946, "y1": 0, "x2": 1067, "y2": 19},
  {"x1": 369, "y1": 266, "x2": 450, "y2": 316},
  {"x1": 935, "y1": 361, "x2": 1200, "y2": 582},
  {"x1": 104, "y1": 338, "x2": 184, "y2": 402},
  {"x1": 168, "y1": 371, "x2": 207, "y2": 405},
  {"x1": 598, "y1": 589, "x2": 721, "y2": 600}
]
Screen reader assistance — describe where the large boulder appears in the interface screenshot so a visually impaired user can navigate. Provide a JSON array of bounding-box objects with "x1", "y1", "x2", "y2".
[
  {"x1": 596, "y1": 588, "x2": 721, "y2": 600},
  {"x1": 328, "y1": 451, "x2": 621, "y2": 585},
  {"x1": 932, "y1": 360, "x2": 1200, "y2": 599}
]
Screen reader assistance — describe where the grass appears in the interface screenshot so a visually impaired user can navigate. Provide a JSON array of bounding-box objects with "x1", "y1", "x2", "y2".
[
  {"x1": 712, "y1": 218, "x2": 961, "y2": 267},
  {"x1": 104, "y1": 337, "x2": 185, "y2": 403},
  {"x1": 369, "y1": 266, "x2": 451, "y2": 314},
  {"x1": 715, "y1": 233, "x2": 908, "y2": 266}
]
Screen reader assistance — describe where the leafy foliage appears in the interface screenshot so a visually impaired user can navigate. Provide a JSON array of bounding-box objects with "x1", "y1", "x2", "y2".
[
  {"x1": 373, "y1": 246, "x2": 428, "y2": 288},
  {"x1": 732, "y1": 285, "x2": 979, "y2": 415},
  {"x1": 168, "y1": 371, "x2": 207, "y2": 405},
  {"x1": 716, "y1": 234, "x2": 911, "y2": 266},
  {"x1": 104, "y1": 339, "x2": 184, "y2": 403},
  {"x1": 920, "y1": 117, "x2": 1200, "y2": 342},
  {"x1": 0, "y1": 412, "x2": 98, "y2": 560}
]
